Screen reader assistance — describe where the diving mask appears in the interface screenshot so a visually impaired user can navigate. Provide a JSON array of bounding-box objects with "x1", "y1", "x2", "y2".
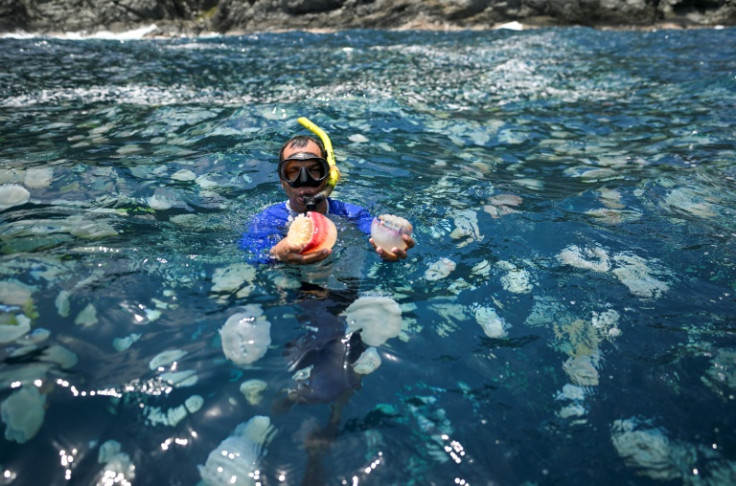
[{"x1": 278, "y1": 152, "x2": 329, "y2": 188}]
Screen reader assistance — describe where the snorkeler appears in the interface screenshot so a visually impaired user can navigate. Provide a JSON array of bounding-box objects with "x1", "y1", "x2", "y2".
[{"x1": 239, "y1": 121, "x2": 415, "y2": 264}]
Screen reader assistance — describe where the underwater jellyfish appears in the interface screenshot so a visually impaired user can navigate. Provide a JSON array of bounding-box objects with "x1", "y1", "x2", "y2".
[
  {"x1": 198, "y1": 415, "x2": 275, "y2": 486},
  {"x1": 473, "y1": 305, "x2": 509, "y2": 339},
  {"x1": 352, "y1": 347, "x2": 382, "y2": 374},
  {"x1": 1, "y1": 386, "x2": 46, "y2": 443},
  {"x1": 425, "y1": 257, "x2": 456, "y2": 281},
  {"x1": 220, "y1": 305, "x2": 271, "y2": 366},
  {"x1": 342, "y1": 296, "x2": 402, "y2": 347},
  {"x1": 612, "y1": 254, "x2": 669, "y2": 299},
  {"x1": 240, "y1": 379, "x2": 268, "y2": 406},
  {"x1": 558, "y1": 245, "x2": 611, "y2": 273},
  {"x1": 97, "y1": 440, "x2": 135, "y2": 484},
  {"x1": 0, "y1": 184, "x2": 30, "y2": 210}
]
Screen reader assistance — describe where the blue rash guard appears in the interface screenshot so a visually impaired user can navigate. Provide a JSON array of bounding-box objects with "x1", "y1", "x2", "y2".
[{"x1": 239, "y1": 198, "x2": 373, "y2": 264}]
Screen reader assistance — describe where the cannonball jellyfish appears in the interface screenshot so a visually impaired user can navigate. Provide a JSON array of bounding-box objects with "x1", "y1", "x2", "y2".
[
  {"x1": 1, "y1": 386, "x2": 46, "y2": 443},
  {"x1": 370, "y1": 214, "x2": 412, "y2": 257},
  {"x1": 285, "y1": 211, "x2": 337, "y2": 254},
  {"x1": 220, "y1": 306, "x2": 271, "y2": 366},
  {"x1": 240, "y1": 379, "x2": 267, "y2": 406},
  {"x1": 352, "y1": 347, "x2": 382, "y2": 374},
  {"x1": 199, "y1": 415, "x2": 275, "y2": 486},
  {"x1": 343, "y1": 296, "x2": 402, "y2": 346},
  {"x1": 0, "y1": 184, "x2": 30, "y2": 210}
]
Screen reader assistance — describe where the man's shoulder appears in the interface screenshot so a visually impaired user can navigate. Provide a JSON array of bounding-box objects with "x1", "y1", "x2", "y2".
[
  {"x1": 254, "y1": 201, "x2": 289, "y2": 219},
  {"x1": 328, "y1": 198, "x2": 369, "y2": 216}
]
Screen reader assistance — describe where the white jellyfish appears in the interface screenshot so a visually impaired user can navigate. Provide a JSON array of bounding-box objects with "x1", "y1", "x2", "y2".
[
  {"x1": 0, "y1": 184, "x2": 30, "y2": 210},
  {"x1": 1, "y1": 386, "x2": 46, "y2": 443},
  {"x1": 240, "y1": 379, "x2": 267, "y2": 406},
  {"x1": 220, "y1": 305, "x2": 271, "y2": 366},
  {"x1": 473, "y1": 305, "x2": 509, "y2": 339},
  {"x1": 342, "y1": 296, "x2": 402, "y2": 347},
  {"x1": 352, "y1": 347, "x2": 382, "y2": 375},
  {"x1": 199, "y1": 415, "x2": 275, "y2": 486}
]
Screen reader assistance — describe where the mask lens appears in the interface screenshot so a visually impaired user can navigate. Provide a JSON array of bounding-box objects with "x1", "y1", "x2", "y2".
[{"x1": 278, "y1": 157, "x2": 329, "y2": 187}]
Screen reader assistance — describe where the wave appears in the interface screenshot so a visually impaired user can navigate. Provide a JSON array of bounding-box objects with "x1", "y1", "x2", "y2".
[{"x1": 0, "y1": 24, "x2": 159, "y2": 41}]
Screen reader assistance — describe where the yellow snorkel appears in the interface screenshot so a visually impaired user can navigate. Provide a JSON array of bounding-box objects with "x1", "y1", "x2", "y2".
[{"x1": 297, "y1": 116, "x2": 340, "y2": 210}]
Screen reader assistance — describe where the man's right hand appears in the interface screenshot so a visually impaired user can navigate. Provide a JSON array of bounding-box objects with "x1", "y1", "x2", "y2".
[{"x1": 270, "y1": 238, "x2": 331, "y2": 265}]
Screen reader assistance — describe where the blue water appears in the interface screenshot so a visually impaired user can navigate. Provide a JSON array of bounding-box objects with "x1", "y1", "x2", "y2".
[{"x1": 1, "y1": 27, "x2": 735, "y2": 485}]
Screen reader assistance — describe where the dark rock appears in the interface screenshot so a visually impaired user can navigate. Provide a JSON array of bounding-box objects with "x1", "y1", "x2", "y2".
[{"x1": 1, "y1": 0, "x2": 734, "y2": 35}]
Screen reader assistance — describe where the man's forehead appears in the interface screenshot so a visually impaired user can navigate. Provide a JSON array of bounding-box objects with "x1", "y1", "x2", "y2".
[{"x1": 284, "y1": 140, "x2": 320, "y2": 155}]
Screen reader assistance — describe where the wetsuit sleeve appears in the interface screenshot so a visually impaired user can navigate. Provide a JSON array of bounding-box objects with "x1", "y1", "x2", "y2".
[
  {"x1": 328, "y1": 199, "x2": 373, "y2": 235},
  {"x1": 239, "y1": 204, "x2": 290, "y2": 264}
]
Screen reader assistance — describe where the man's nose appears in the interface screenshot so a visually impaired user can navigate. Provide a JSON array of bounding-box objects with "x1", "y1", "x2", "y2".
[{"x1": 299, "y1": 167, "x2": 309, "y2": 184}]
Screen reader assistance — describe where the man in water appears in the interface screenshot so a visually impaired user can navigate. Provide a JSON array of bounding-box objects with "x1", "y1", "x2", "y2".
[{"x1": 240, "y1": 134, "x2": 414, "y2": 264}]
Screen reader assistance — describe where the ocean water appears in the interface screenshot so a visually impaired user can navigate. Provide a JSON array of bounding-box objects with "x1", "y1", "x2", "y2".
[{"x1": 0, "y1": 26, "x2": 735, "y2": 485}]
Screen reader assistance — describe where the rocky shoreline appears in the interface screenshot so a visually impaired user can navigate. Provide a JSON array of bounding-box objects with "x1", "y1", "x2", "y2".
[{"x1": 1, "y1": 0, "x2": 735, "y2": 37}]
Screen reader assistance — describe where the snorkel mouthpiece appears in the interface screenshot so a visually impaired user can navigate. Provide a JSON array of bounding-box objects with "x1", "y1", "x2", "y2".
[
  {"x1": 297, "y1": 117, "x2": 340, "y2": 202},
  {"x1": 303, "y1": 193, "x2": 325, "y2": 211}
]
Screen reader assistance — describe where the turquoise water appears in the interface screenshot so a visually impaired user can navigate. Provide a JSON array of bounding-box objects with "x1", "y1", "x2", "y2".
[{"x1": 1, "y1": 27, "x2": 736, "y2": 484}]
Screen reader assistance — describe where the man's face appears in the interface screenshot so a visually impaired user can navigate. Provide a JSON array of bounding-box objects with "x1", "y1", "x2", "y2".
[{"x1": 280, "y1": 139, "x2": 328, "y2": 213}]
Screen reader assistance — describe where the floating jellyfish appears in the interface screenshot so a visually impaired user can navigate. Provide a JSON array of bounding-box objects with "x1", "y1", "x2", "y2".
[
  {"x1": 146, "y1": 194, "x2": 173, "y2": 210},
  {"x1": 112, "y1": 332, "x2": 142, "y2": 352},
  {"x1": 55, "y1": 290, "x2": 71, "y2": 317},
  {"x1": 0, "y1": 279, "x2": 35, "y2": 307},
  {"x1": 557, "y1": 245, "x2": 611, "y2": 273},
  {"x1": 425, "y1": 257, "x2": 456, "y2": 281},
  {"x1": 66, "y1": 215, "x2": 117, "y2": 239},
  {"x1": 610, "y1": 418, "x2": 687, "y2": 481},
  {"x1": 497, "y1": 260, "x2": 533, "y2": 294},
  {"x1": 170, "y1": 169, "x2": 197, "y2": 182},
  {"x1": 612, "y1": 254, "x2": 669, "y2": 299},
  {"x1": 0, "y1": 184, "x2": 30, "y2": 210},
  {"x1": 562, "y1": 354, "x2": 600, "y2": 387},
  {"x1": 484, "y1": 193, "x2": 522, "y2": 219},
  {"x1": 449, "y1": 209, "x2": 483, "y2": 247},
  {"x1": 0, "y1": 313, "x2": 31, "y2": 344},
  {"x1": 211, "y1": 263, "x2": 256, "y2": 299},
  {"x1": 74, "y1": 303, "x2": 98, "y2": 327},
  {"x1": 585, "y1": 207, "x2": 642, "y2": 225},
  {"x1": 23, "y1": 167, "x2": 53, "y2": 188},
  {"x1": 149, "y1": 349, "x2": 188, "y2": 370},
  {"x1": 370, "y1": 214, "x2": 413, "y2": 257},
  {"x1": 349, "y1": 133, "x2": 369, "y2": 143},
  {"x1": 240, "y1": 379, "x2": 267, "y2": 406},
  {"x1": 1, "y1": 386, "x2": 46, "y2": 443},
  {"x1": 352, "y1": 347, "x2": 382, "y2": 374},
  {"x1": 663, "y1": 187, "x2": 716, "y2": 219},
  {"x1": 473, "y1": 305, "x2": 508, "y2": 339},
  {"x1": 198, "y1": 415, "x2": 275, "y2": 486},
  {"x1": 342, "y1": 296, "x2": 402, "y2": 347},
  {"x1": 97, "y1": 440, "x2": 136, "y2": 485},
  {"x1": 144, "y1": 395, "x2": 202, "y2": 427},
  {"x1": 591, "y1": 309, "x2": 621, "y2": 338},
  {"x1": 220, "y1": 305, "x2": 271, "y2": 366}
]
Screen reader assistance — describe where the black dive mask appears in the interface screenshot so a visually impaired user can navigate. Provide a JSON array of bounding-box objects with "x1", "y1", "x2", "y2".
[{"x1": 277, "y1": 152, "x2": 329, "y2": 188}]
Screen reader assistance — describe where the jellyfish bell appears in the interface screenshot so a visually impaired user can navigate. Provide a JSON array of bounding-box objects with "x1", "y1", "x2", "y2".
[
  {"x1": 220, "y1": 306, "x2": 271, "y2": 366},
  {"x1": 285, "y1": 211, "x2": 337, "y2": 254},
  {"x1": 370, "y1": 214, "x2": 412, "y2": 257},
  {"x1": 198, "y1": 415, "x2": 275, "y2": 486},
  {"x1": 342, "y1": 295, "x2": 402, "y2": 347}
]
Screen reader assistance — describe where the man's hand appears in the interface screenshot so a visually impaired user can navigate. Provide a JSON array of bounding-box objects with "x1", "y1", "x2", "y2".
[
  {"x1": 270, "y1": 238, "x2": 331, "y2": 265},
  {"x1": 370, "y1": 234, "x2": 415, "y2": 262}
]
